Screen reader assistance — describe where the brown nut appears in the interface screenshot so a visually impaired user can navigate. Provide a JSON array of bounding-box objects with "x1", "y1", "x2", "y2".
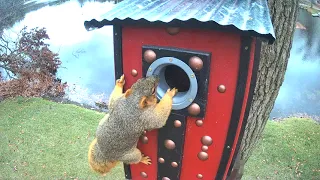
[
  {"x1": 188, "y1": 103, "x2": 200, "y2": 116},
  {"x1": 140, "y1": 172, "x2": 147, "y2": 178},
  {"x1": 144, "y1": 50, "x2": 156, "y2": 63},
  {"x1": 196, "y1": 120, "x2": 203, "y2": 127},
  {"x1": 197, "y1": 151, "x2": 209, "y2": 161},
  {"x1": 164, "y1": 139, "x2": 175, "y2": 149},
  {"x1": 166, "y1": 27, "x2": 180, "y2": 35},
  {"x1": 158, "y1": 157, "x2": 165, "y2": 163},
  {"x1": 217, "y1": 85, "x2": 226, "y2": 93},
  {"x1": 171, "y1": 162, "x2": 178, "y2": 167},
  {"x1": 131, "y1": 69, "x2": 138, "y2": 77},
  {"x1": 201, "y1": 136, "x2": 213, "y2": 146},
  {"x1": 174, "y1": 120, "x2": 182, "y2": 127},
  {"x1": 140, "y1": 136, "x2": 148, "y2": 144},
  {"x1": 189, "y1": 56, "x2": 203, "y2": 71}
]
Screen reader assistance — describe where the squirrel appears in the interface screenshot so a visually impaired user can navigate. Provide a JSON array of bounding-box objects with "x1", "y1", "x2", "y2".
[{"x1": 88, "y1": 74, "x2": 178, "y2": 176}]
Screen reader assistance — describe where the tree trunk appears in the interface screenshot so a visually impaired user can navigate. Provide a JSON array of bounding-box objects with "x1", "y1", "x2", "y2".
[{"x1": 231, "y1": 0, "x2": 299, "y2": 179}]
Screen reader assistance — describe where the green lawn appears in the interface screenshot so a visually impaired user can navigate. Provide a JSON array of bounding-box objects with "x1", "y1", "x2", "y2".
[
  {"x1": 0, "y1": 97, "x2": 319, "y2": 179},
  {"x1": 0, "y1": 97, "x2": 124, "y2": 179},
  {"x1": 244, "y1": 118, "x2": 320, "y2": 179}
]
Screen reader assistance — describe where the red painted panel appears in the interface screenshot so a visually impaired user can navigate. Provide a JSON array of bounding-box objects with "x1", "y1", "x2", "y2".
[
  {"x1": 121, "y1": 26, "x2": 241, "y2": 179},
  {"x1": 222, "y1": 39, "x2": 256, "y2": 179}
]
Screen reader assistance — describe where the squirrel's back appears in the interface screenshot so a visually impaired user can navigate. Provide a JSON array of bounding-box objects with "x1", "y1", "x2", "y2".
[{"x1": 95, "y1": 96, "x2": 145, "y2": 158}]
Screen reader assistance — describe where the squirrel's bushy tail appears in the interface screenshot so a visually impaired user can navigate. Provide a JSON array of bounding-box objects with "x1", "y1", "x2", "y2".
[{"x1": 88, "y1": 138, "x2": 119, "y2": 176}]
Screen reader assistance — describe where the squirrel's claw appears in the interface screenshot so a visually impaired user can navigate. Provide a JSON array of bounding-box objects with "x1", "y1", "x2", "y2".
[
  {"x1": 172, "y1": 88, "x2": 178, "y2": 94},
  {"x1": 116, "y1": 74, "x2": 125, "y2": 86},
  {"x1": 119, "y1": 74, "x2": 125, "y2": 82},
  {"x1": 166, "y1": 87, "x2": 178, "y2": 97},
  {"x1": 140, "y1": 154, "x2": 152, "y2": 165}
]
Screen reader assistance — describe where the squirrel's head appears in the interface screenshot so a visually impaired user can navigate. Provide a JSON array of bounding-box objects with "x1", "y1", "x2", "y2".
[{"x1": 128, "y1": 75, "x2": 160, "y2": 109}]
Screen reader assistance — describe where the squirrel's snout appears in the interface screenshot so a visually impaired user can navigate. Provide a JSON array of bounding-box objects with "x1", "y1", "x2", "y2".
[
  {"x1": 154, "y1": 75, "x2": 160, "y2": 82},
  {"x1": 148, "y1": 75, "x2": 160, "y2": 82}
]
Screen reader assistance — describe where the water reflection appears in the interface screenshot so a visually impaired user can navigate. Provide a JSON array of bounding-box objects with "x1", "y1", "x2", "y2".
[
  {"x1": 270, "y1": 9, "x2": 320, "y2": 119},
  {"x1": 1, "y1": 0, "x2": 320, "y2": 118},
  {"x1": 2, "y1": 0, "x2": 117, "y2": 108}
]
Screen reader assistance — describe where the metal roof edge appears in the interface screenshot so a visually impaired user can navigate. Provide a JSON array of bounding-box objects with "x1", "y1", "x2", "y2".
[{"x1": 84, "y1": 18, "x2": 275, "y2": 44}]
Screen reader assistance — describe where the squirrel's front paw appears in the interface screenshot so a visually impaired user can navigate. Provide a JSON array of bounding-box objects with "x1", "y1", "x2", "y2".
[
  {"x1": 116, "y1": 74, "x2": 125, "y2": 87},
  {"x1": 140, "y1": 154, "x2": 152, "y2": 165},
  {"x1": 166, "y1": 88, "x2": 178, "y2": 97}
]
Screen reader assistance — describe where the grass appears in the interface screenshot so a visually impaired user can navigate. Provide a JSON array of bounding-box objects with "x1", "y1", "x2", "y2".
[
  {"x1": 0, "y1": 97, "x2": 319, "y2": 179},
  {"x1": 0, "y1": 97, "x2": 124, "y2": 179},
  {"x1": 243, "y1": 118, "x2": 320, "y2": 180}
]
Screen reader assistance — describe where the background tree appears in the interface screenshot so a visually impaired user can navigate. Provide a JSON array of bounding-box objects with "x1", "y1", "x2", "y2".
[
  {"x1": 0, "y1": 26, "x2": 66, "y2": 99},
  {"x1": 229, "y1": 0, "x2": 300, "y2": 179}
]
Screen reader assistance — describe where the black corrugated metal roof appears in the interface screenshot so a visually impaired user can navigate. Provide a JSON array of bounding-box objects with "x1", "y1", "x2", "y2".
[{"x1": 84, "y1": 0, "x2": 276, "y2": 43}]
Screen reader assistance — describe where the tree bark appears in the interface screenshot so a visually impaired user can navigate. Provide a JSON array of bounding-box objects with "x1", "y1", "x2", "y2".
[{"x1": 231, "y1": 0, "x2": 299, "y2": 179}]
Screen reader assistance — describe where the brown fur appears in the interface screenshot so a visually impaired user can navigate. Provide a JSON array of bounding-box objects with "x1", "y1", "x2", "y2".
[
  {"x1": 88, "y1": 75, "x2": 177, "y2": 176},
  {"x1": 88, "y1": 138, "x2": 119, "y2": 175},
  {"x1": 124, "y1": 88, "x2": 132, "y2": 98}
]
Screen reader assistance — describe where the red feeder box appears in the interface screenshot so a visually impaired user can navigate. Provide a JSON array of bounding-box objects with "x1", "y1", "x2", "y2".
[{"x1": 84, "y1": 0, "x2": 275, "y2": 179}]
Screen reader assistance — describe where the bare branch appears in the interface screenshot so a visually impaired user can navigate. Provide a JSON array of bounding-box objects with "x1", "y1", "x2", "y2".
[
  {"x1": 0, "y1": 36, "x2": 13, "y2": 53},
  {"x1": 0, "y1": 44, "x2": 8, "y2": 54},
  {"x1": 0, "y1": 64, "x2": 13, "y2": 73},
  {"x1": 0, "y1": 26, "x2": 65, "y2": 99}
]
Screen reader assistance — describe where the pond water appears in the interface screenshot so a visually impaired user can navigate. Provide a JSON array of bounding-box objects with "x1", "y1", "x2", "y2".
[
  {"x1": 269, "y1": 9, "x2": 320, "y2": 119},
  {"x1": 2, "y1": 0, "x2": 116, "y2": 108},
  {"x1": 1, "y1": 0, "x2": 320, "y2": 118}
]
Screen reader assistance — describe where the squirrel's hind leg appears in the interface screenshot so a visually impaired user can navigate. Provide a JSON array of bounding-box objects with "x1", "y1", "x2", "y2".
[{"x1": 118, "y1": 148, "x2": 152, "y2": 165}]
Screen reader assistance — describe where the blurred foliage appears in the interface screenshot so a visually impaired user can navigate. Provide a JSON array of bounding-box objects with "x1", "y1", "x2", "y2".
[{"x1": 0, "y1": 26, "x2": 66, "y2": 99}]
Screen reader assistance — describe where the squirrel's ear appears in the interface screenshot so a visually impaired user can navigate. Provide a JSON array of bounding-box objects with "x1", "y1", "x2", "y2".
[
  {"x1": 124, "y1": 89, "x2": 132, "y2": 98},
  {"x1": 139, "y1": 96, "x2": 147, "y2": 109}
]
